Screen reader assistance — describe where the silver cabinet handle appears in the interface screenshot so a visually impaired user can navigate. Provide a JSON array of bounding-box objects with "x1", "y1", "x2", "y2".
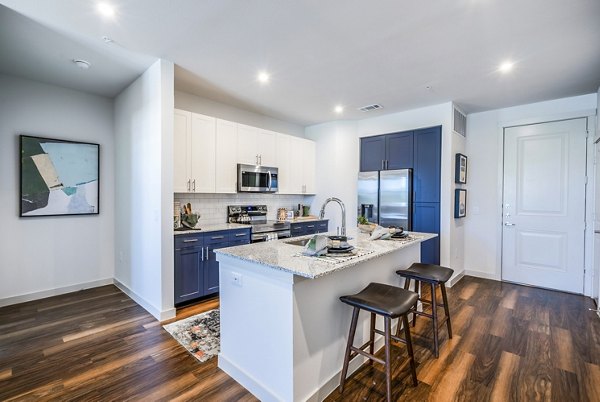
[
  {"x1": 259, "y1": 155, "x2": 262, "y2": 165},
  {"x1": 201, "y1": 247, "x2": 204, "y2": 260},
  {"x1": 206, "y1": 246, "x2": 209, "y2": 259},
  {"x1": 381, "y1": 160, "x2": 385, "y2": 170},
  {"x1": 192, "y1": 179, "x2": 196, "y2": 192},
  {"x1": 256, "y1": 154, "x2": 259, "y2": 165},
  {"x1": 211, "y1": 235, "x2": 225, "y2": 240},
  {"x1": 183, "y1": 238, "x2": 198, "y2": 243},
  {"x1": 187, "y1": 179, "x2": 191, "y2": 191},
  {"x1": 504, "y1": 223, "x2": 515, "y2": 226},
  {"x1": 235, "y1": 233, "x2": 246, "y2": 237},
  {"x1": 307, "y1": 225, "x2": 315, "y2": 228}
]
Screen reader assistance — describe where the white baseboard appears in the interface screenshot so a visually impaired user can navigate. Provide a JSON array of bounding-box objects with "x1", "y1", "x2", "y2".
[
  {"x1": 218, "y1": 354, "x2": 280, "y2": 402},
  {"x1": 447, "y1": 270, "x2": 465, "y2": 287},
  {"x1": 464, "y1": 270, "x2": 501, "y2": 281},
  {"x1": 113, "y1": 279, "x2": 175, "y2": 321},
  {"x1": 0, "y1": 278, "x2": 114, "y2": 308}
]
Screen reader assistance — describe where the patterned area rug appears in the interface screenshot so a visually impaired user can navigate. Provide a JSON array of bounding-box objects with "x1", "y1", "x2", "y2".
[{"x1": 163, "y1": 309, "x2": 220, "y2": 363}]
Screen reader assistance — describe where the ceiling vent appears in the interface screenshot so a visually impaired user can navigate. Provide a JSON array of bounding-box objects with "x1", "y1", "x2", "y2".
[
  {"x1": 453, "y1": 105, "x2": 467, "y2": 137},
  {"x1": 358, "y1": 104, "x2": 384, "y2": 112}
]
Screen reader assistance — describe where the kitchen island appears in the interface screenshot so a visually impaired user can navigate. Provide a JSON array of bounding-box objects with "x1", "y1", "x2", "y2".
[{"x1": 215, "y1": 230, "x2": 436, "y2": 402}]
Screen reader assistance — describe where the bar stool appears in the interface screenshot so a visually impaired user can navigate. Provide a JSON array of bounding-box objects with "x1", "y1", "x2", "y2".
[
  {"x1": 396, "y1": 263, "x2": 454, "y2": 358},
  {"x1": 339, "y1": 283, "x2": 419, "y2": 402}
]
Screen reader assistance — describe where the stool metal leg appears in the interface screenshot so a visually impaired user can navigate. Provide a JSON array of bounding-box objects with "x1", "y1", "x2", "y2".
[
  {"x1": 384, "y1": 316, "x2": 392, "y2": 402},
  {"x1": 339, "y1": 307, "x2": 360, "y2": 393},
  {"x1": 440, "y1": 283, "x2": 452, "y2": 339},
  {"x1": 430, "y1": 283, "x2": 439, "y2": 358},
  {"x1": 402, "y1": 314, "x2": 418, "y2": 386}
]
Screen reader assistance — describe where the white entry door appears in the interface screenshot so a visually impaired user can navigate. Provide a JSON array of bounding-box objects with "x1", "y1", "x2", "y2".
[{"x1": 502, "y1": 118, "x2": 587, "y2": 293}]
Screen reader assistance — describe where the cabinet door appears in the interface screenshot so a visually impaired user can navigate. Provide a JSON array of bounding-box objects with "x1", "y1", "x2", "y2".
[
  {"x1": 276, "y1": 134, "x2": 292, "y2": 194},
  {"x1": 237, "y1": 124, "x2": 259, "y2": 165},
  {"x1": 174, "y1": 246, "x2": 203, "y2": 304},
  {"x1": 413, "y1": 127, "x2": 441, "y2": 203},
  {"x1": 173, "y1": 109, "x2": 191, "y2": 192},
  {"x1": 288, "y1": 136, "x2": 305, "y2": 194},
  {"x1": 302, "y1": 139, "x2": 316, "y2": 194},
  {"x1": 305, "y1": 222, "x2": 318, "y2": 235},
  {"x1": 204, "y1": 241, "x2": 229, "y2": 295},
  {"x1": 413, "y1": 202, "x2": 440, "y2": 265},
  {"x1": 386, "y1": 131, "x2": 413, "y2": 170},
  {"x1": 360, "y1": 136, "x2": 386, "y2": 172},
  {"x1": 215, "y1": 119, "x2": 238, "y2": 193},
  {"x1": 257, "y1": 130, "x2": 277, "y2": 166},
  {"x1": 190, "y1": 113, "x2": 216, "y2": 193}
]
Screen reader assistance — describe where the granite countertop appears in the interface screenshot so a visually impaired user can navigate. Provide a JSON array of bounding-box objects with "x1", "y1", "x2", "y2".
[
  {"x1": 174, "y1": 223, "x2": 251, "y2": 236},
  {"x1": 215, "y1": 230, "x2": 437, "y2": 279}
]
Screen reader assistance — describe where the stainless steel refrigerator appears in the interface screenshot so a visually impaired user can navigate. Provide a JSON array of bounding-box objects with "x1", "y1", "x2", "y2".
[{"x1": 357, "y1": 170, "x2": 412, "y2": 229}]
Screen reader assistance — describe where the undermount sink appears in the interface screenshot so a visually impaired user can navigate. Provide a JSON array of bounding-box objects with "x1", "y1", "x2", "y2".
[{"x1": 285, "y1": 238, "x2": 311, "y2": 247}]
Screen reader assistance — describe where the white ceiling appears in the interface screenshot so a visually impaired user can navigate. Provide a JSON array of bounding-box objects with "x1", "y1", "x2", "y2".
[{"x1": 1, "y1": 0, "x2": 599, "y2": 126}]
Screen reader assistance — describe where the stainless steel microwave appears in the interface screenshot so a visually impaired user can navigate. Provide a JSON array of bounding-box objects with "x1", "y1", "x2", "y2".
[{"x1": 237, "y1": 164, "x2": 279, "y2": 193}]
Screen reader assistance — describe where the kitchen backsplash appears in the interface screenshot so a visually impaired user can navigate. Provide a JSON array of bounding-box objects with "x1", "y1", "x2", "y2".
[{"x1": 174, "y1": 193, "x2": 314, "y2": 226}]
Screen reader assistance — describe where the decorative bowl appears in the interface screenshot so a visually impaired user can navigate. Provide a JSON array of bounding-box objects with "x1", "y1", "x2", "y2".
[{"x1": 358, "y1": 223, "x2": 377, "y2": 234}]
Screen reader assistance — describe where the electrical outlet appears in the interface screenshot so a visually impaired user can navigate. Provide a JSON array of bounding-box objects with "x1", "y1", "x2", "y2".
[{"x1": 232, "y1": 272, "x2": 243, "y2": 287}]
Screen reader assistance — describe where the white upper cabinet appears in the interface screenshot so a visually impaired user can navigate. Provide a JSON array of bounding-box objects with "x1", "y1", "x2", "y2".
[
  {"x1": 277, "y1": 135, "x2": 316, "y2": 195},
  {"x1": 175, "y1": 109, "x2": 316, "y2": 195},
  {"x1": 237, "y1": 124, "x2": 277, "y2": 166},
  {"x1": 173, "y1": 109, "x2": 216, "y2": 193},
  {"x1": 190, "y1": 113, "x2": 216, "y2": 193},
  {"x1": 174, "y1": 109, "x2": 191, "y2": 192},
  {"x1": 215, "y1": 119, "x2": 238, "y2": 193}
]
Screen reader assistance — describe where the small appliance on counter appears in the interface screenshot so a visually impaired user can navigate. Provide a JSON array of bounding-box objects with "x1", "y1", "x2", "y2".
[{"x1": 277, "y1": 208, "x2": 288, "y2": 222}]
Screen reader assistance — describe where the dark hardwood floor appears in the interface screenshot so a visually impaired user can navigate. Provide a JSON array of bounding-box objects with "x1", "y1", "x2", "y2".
[{"x1": 1, "y1": 276, "x2": 599, "y2": 401}]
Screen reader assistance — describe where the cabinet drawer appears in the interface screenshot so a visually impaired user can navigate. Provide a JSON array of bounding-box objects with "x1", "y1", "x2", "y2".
[
  {"x1": 229, "y1": 229, "x2": 250, "y2": 242},
  {"x1": 205, "y1": 231, "x2": 231, "y2": 245},
  {"x1": 175, "y1": 234, "x2": 203, "y2": 250},
  {"x1": 316, "y1": 221, "x2": 329, "y2": 233}
]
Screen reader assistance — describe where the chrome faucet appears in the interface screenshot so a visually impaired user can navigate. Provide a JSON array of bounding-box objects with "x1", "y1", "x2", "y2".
[{"x1": 319, "y1": 197, "x2": 346, "y2": 236}]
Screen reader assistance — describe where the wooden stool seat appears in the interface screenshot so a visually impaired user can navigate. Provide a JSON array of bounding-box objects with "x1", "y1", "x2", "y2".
[
  {"x1": 339, "y1": 283, "x2": 419, "y2": 402},
  {"x1": 396, "y1": 263, "x2": 454, "y2": 358}
]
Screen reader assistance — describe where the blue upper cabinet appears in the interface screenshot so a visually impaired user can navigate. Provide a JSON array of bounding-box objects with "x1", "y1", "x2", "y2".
[
  {"x1": 360, "y1": 135, "x2": 386, "y2": 171},
  {"x1": 386, "y1": 132, "x2": 413, "y2": 170},
  {"x1": 413, "y1": 127, "x2": 441, "y2": 203},
  {"x1": 360, "y1": 131, "x2": 414, "y2": 172}
]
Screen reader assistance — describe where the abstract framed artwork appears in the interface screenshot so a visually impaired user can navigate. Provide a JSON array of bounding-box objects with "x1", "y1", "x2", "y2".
[
  {"x1": 454, "y1": 189, "x2": 467, "y2": 218},
  {"x1": 455, "y1": 153, "x2": 467, "y2": 184},
  {"x1": 20, "y1": 135, "x2": 100, "y2": 217}
]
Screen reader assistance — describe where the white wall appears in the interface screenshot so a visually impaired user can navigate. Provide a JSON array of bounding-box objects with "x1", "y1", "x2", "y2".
[
  {"x1": 0, "y1": 74, "x2": 115, "y2": 305},
  {"x1": 305, "y1": 102, "x2": 462, "y2": 273},
  {"x1": 114, "y1": 59, "x2": 175, "y2": 320},
  {"x1": 464, "y1": 94, "x2": 597, "y2": 282},
  {"x1": 175, "y1": 90, "x2": 305, "y2": 137}
]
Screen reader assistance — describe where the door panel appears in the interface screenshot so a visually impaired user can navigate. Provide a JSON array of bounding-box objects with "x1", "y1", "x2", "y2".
[
  {"x1": 386, "y1": 132, "x2": 413, "y2": 170},
  {"x1": 173, "y1": 109, "x2": 191, "y2": 193},
  {"x1": 379, "y1": 169, "x2": 411, "y2": 229},
  {"x1": 413, "y1": 127, "x2": 441, "y2": 203},
  {"x1": 360, "y1": 136, "x2": 386, "y2": 172},
  {"x1": 413, "y1": 202, "x2": 440, "y2": 264},
  {"x1": 174, "y1": 247, "x2": 203, "y2": 304},
  {"x1": 191, "y1": 113, "x2": 216, "y2": 193},
  {"x1": 215, "y1": 119, "x2": 238, "y2": 193},
  {"x1": 502, "y1": 119, "x2": 587, "y2": 293}
]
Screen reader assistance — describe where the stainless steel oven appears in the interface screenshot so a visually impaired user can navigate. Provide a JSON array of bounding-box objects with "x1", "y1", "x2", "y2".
[
  {"x1": 228, "y1": 205, "x2": 290, "y2": 242},
  {"x1": 237, "y1": 164, "x2": 278, "y2": 193}
]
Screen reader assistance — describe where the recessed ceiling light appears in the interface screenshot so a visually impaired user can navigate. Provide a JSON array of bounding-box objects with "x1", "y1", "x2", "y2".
[
  {"x1": 257, "y1": 72, "x2": 270, "y2": 84},
  {"x1": 334, "y1": 105, "x2": 344, "y2": 114},
  {"x1": 498, "y1": 60, "x2": 514, "y2": 74},
  {"x1": 96, "y1": 2, "x2": 116, "y2": 18},
  {"x1": 73, "y1": 59, "x2": 91, "y2": 70}
]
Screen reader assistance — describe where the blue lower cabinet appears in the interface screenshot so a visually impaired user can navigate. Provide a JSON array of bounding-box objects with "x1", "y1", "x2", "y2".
[
  {"x1": 290, "y1": 220, "x2": 329, "y2": 237},
  {"x1": 174, "y1": 228, "x2": 251, "y2": 305},
  {"x1": 413, "y1": 202, "x2": 440, "y2": 265},
  {"x1": 174, "y1": 236, "x2": 204, "y2": 305}
]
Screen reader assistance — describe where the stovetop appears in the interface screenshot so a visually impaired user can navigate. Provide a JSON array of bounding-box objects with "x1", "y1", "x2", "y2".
[{"x1": 250, "y1": 220, "x2": 290, "y2": 233}]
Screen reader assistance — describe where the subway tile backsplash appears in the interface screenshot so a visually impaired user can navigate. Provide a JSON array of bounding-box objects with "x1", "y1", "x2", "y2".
[{"x1": 174, "y1": 193, "x2": 315, "y2": 225}]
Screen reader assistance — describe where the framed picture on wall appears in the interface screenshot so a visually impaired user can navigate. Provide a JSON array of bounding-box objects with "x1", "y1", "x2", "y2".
[
  {"x1": 455, "y1": 153, "x2": 467, "y2": 184},
  {"x1": 20, "y1": 135, "x2": 100, "y2": 217},
  {"x1": 454, "y1": 189, "x2": 467, "y2": 218}
]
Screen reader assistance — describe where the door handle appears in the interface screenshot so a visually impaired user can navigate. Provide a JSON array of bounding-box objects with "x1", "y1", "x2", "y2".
[
  {"x1": 267, "y1": 170, "x2": 272, "y2": 191},
  {"x1": 187, "y1": 179, "x2": 190, "y2": 192},
  {"x1": 201, "y1": 247, "x2": 204, "y2": 260},
  {"x1": 192, "y1": 179, "x2": 196, "y2": 192},
  {"x1": 381, "y1": 160, "x2": 385, "y2": 170},
  {"x1": 504, "y1": 223, "x2": 515, "y2": 226}
]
